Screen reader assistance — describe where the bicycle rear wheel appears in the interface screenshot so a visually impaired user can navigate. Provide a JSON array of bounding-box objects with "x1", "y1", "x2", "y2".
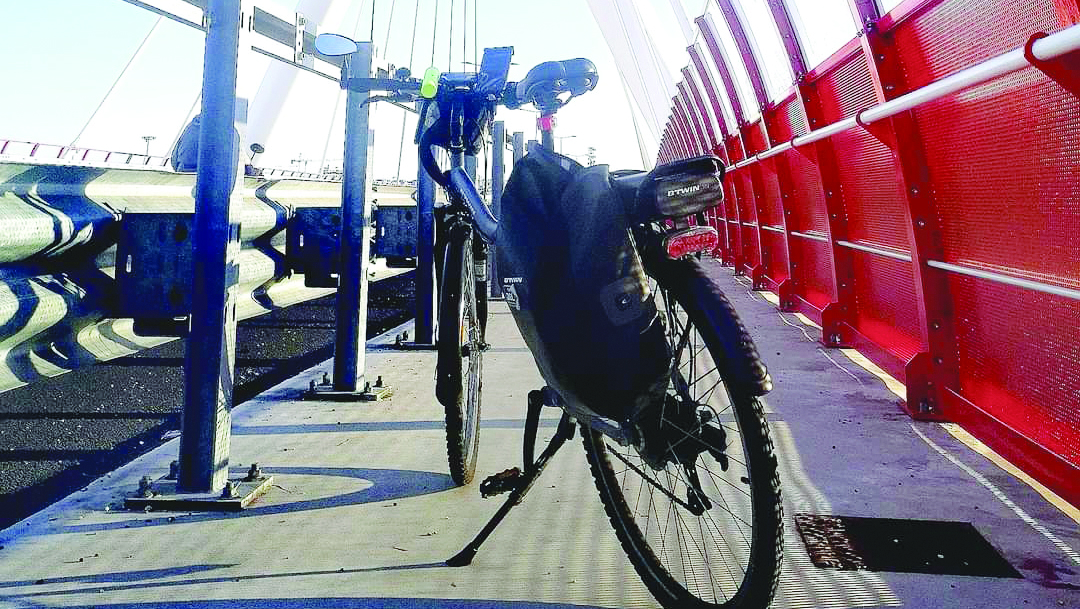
[
  {"x1": 437, "y1": 229, "x2": 483, "y2": 486},
  {"x1": 582, "y1": 264, "x2": 782, "y2": 608}
]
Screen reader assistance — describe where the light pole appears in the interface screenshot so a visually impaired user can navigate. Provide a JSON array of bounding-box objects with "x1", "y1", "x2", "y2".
[
  {"x1": 555, "y1": 134, "x2": 576, "y2": 155},
  {"x1": 142, "y1": 135, "x2": 156, "y2": 155}
]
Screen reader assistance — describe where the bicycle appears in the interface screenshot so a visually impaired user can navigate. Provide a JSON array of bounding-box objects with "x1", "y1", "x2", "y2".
[{"x1": 316, "y1": 34, "x2": 783, "y2": 609}]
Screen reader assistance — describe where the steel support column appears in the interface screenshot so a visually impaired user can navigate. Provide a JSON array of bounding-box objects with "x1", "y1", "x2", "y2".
[
  {"x1": 859, "y1": 23, "x2": 957, "y2": 420},
  {"x1": 717, "y1": 0, "x2": 773, "y2": 286},
  {"x1": 332, "y1": 41, "x2": 374, "y2": 392},
  {"x1": 414, "y1": 104, "x2": 437, "y2": 344},
  {"x1": 681, "y1": 66, "x2": 720, "y2": 149},
  {"x1": 489, "y1": 122, "x2": 506, "y2": 298},
  {"x1": 673, "y1": 100, "x2": 697, "y2": 155},
  {"x1": 697, "y1": 12, "x2": 750, "y2": 269},
  {"x1": 179, "y1": 0, "x2": 244, "y2": 493},
  {"x1": 512, "y1": 131, "x2": 525, "y2": 163},
  {"x1": 715, "y1": 0, "x2": 769, "y2": 110},
  {"x1": 677, "y1": 81, "x2": 709, "y2": 153},
  {"x1": 763, "y1": 0, "x2": 810, "y2": 309}
]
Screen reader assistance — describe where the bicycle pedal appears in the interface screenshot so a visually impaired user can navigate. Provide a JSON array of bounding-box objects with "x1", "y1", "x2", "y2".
[
  {"x1": 462, "y1": 342, "x2": 491, "y2": 357},
  {"x1": 479, "y1": 467, "x2": 522, "y2": 498}
]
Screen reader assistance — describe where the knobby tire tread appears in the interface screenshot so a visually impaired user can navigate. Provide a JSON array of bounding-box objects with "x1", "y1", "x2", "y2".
[
  {"x1": 438, "y1": 235, "x2": 482, "y2": 486},
  {"x1": 582, "y1": 263, "x2": 782, "y2": 609}
]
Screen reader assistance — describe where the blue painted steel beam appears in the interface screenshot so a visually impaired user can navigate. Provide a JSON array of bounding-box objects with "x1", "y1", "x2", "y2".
[
  {"x1": 512, "y1": 132, "x2": 525, "y2": 163},
  {"x1": 332, "y1": 41, "x2": 374, "y2": 392},
  {"x1": 489, "y1": 121, "x2": 506, "y2": 298},
  {"x1": 179, "y1": 0, "x2": 242, "y2": 493},
  {"x1": 415, "y1": 115, "x2": 436, "y2": 344}
]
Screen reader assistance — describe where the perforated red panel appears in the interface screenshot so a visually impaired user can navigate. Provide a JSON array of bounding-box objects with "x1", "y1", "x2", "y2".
[
  {"x1": 790, "y1": 237, "x2": 837, "y2": 309},
  {"x1": 732, "y1": 172, "x2": 760, "y2": 270},
  {"x1": 948, "y1": 275, "x2": 1080, "y2": 468},
  {"x1": 726, "y1": 136, "x2": 745, "y2": 162},
  {"x1": 809, "y1": 47, "x2": 925, "y2": 366},
  {"x1": 743, "y1": 121, "x2": 770, "y2": 155},
  {"x1": 833, "y1": 130, "x2": 912, "y2": 250},
  {"x1": 815, "y1": 53, "x2": 877, "y2": 121},
  {"x1": 765, "y1": 96, "x2": 809, "y2": 143},
  {"x1": 890, "y1": 0, "x2": 1068, "y2": 90},
  {"x1": 889, "y1": 0, "x2": 1080, "y2": 477},
  {"x1": 915, "y1": 74, "x2": 1080, "y2": 284},
  {"x1": 850, "y1": 252, "x2": 927, "y2": 364},
  {"x1": 722, "y1": 180, "x2": 742, "y2": 261},
  {"x1": 759, "y1": 231, "x2": 789, "y2": 281},
  {"x1": 755, "y1": 161, "x2": 785, "y2": 228},
  {"x1": 783, "y1": 147, "x2": 829, "y2": 234}
]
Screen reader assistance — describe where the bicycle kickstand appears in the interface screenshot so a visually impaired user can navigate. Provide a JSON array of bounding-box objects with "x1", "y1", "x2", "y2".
[{"x1": 446, "y1": 405, "x2": 575, "y2": 567}]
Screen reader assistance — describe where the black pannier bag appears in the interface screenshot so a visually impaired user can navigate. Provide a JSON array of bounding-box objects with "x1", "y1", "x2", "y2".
[{"x1": 496, "y1": 145, "x2": 671, "y2": 422}]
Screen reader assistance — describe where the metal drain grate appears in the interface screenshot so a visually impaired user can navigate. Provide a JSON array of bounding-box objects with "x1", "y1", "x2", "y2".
[{"x1": 794, "y1": 513, "x2": 1021, "y2": 577}]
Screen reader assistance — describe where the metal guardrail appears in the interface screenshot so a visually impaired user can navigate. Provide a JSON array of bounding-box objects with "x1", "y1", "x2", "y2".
[
  {"x1": 718, "y1": 23, "x2": 1080, "y2": 303},
  {"x1": 0, "y1": 139, "x2": 171, "y2": 170},
  {"x1": 0, "y1": 138, "x2": 344, "y2": 181},
  {"x1": 725, "y1": 25, "x2": 1080, "y2": 171},
  {"x1": 0, "y1": 161, "x2": 413, "y2": 394}
]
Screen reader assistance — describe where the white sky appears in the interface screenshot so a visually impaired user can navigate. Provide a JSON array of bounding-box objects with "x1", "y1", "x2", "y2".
[
  {"x1": 0, "y1": 0, "x2": 686, "y2": 178},
  {"x1": 0, "y1": 0, "x2": 868, "y2": 178}
]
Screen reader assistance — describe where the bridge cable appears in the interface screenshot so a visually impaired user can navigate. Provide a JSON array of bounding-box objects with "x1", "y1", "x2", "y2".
[
  {"x1": 382, "y1": 0, "x2": 399, "y2": 56},
  {"x1": 448, "y1": 0, "x2": 456, "y2": 71},
  {"x1": 70, "y1": 16, "x2": 163, "y2": 148},
  {"x1": 370, "y1": 0, "x2": 377, "y2": 43},
  {"x1": 395, "y1": 0, "x2": 421, "y2": 179},
  {"x1": 431, "y1": 0, "x2": 440, "y2": 65}
]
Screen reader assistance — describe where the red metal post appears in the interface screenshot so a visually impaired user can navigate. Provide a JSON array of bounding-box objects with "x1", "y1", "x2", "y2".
[
  {"x1": 677, "y1": 82, "x2": 710, "y2": 153},
  {"x1": 856, "y1": 19, "x2": 956, "y2": 420},
  {"x1": 678, "y1": 78, "x2": 712, "y2": 152},
  {"x1": 673, "y1": 100, "x2": 699, "y2": 155},
  {"x1": 682, "y1": 66, "x2": 720, "y2": 149}
]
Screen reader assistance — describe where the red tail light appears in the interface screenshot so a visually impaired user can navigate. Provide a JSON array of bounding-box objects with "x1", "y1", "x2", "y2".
[{"x1": 664, "y1": 226, "x2": 719, "y2": 259}]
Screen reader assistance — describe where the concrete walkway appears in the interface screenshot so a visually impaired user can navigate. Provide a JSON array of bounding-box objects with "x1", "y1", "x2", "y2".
[{"x1": 0, "y1": 261, "x2": 1076, "y2": 609}]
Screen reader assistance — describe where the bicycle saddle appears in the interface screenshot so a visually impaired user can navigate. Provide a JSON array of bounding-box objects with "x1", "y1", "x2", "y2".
[{"x1": 514, "y1": 58, "x2": 598, "y2": 111}]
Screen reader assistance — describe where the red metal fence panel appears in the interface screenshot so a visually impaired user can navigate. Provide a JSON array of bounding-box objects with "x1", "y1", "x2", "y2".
[{"x1": 661, "y1": 0, "x2": 1080, "y2": 504}]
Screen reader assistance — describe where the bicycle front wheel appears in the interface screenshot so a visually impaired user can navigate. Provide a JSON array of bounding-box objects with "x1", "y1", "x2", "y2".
[
  {"x1": 436, "y1": 230, "x2": 483, "y2": 486},
  {"x1": 582, "y1": 264, "x2": 782, "y2": 609}
]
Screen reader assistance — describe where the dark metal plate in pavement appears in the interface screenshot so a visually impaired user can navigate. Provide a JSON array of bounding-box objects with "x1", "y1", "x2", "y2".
[{"x1": 794, "y1": 513, "x2": 1021, "y2": 577}]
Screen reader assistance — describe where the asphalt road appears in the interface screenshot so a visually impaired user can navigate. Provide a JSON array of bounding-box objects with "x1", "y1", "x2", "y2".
[{"x1": 0, "y1": 271, "x2": 416, "y2": 530}]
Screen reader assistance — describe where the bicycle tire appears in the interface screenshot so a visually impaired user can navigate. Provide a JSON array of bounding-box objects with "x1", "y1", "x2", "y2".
[
  {"x1": 436, "y1": 230, "x2": 483, "y2": 486},
  {"x1": 581, "y1": 261, "x2": 782, "y2": 609}
]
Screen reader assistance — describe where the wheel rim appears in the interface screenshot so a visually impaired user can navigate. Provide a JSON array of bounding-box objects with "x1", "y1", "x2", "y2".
[
  {"x1": 461, "y1": 250, "x2": 482, "y2": 460},
  {"x1": 602, "y1": 288, "x2": 757, "y2": 605}
]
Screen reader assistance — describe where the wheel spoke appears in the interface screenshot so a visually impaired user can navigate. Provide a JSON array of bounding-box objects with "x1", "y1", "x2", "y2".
[{"x1": 584, "y1": 278, "x2": 780, "y2": 608}]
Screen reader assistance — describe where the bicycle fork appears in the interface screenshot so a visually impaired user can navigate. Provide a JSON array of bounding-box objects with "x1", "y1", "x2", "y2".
[{"x1": 446, "y1": 390, "x2": 575, "y2": 567}]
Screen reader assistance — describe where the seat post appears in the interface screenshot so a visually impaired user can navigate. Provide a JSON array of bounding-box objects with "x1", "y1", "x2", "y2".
[{"x1": 538, "y1": 113, "x2": 556, "y2": 151}]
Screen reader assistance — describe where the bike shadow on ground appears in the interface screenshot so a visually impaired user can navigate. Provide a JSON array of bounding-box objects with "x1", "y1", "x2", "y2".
[
  {"x1": 55, "y1": 466, "x2": 455, "y2": 536},
  {"x1": 230, "y1": 418, "x2": 563, "y2": 435},
  {"x1": 8, "y1": 593, "x2": 610, "y2": 609},
  {"x1": 0, "y1": 561, "x2": 610, "y2": 609}
]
